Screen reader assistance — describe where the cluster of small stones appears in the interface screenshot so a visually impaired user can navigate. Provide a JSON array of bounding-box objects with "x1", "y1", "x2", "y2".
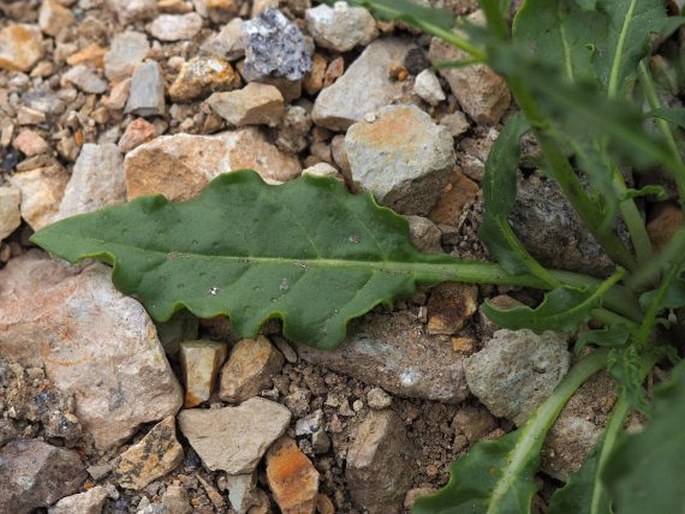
[{"x1": 0, "y1": 0, "x2": 671, "y2": 512}]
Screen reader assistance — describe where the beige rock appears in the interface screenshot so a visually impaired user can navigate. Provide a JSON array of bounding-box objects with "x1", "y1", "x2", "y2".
[
  {"x1": 66, "y1": 43, "x2": 106, "y2": 68},
  {"x1": 56, "y1": 143, "x2": 126, "y2": 220},
  {"x1": 147, "y1": 13, "x2": 203, "y2": 41},
  {"x1": 112, "y1": 416, "x2": 184, "y2": 489},
  {"x1": 104, "y1": 79, "x2": 132, "y2": 111},
  {"x1": 13, "y1": 129, "x2": 50, "y2": 157},
  {"x1": 0, "y1": 24, "x2": 45, "y2": 72},
  {"x1": 106, "y1": 0, "x2": 158, "y2": 24},
  {"x1": 118, "y1": 118, "x2": 157, "y2": 153},
  {"x1": 428, "y1": 170, "x2": 480, "y2": 226},
  {"x1": 168, "y1": 56, "x2": 241, "y2": 102},
  {"x1": 208, "y1": 83, "x2": 285, "y2": 127},
  {"x1": 38, "y1": 0, "x2": 75, "y2": 37},
  {"x1": 180, "y1": 339, "x2": 228, "y2": 407},
  {"x1": 303, "y1": 52, "x2": 326, "y2": 96},
  {"x1": 9, "y1": 163, "x2": 69, "y2": 230},
  {"x1": 451, "y1": 406, "x2": 497, "y2": 453},
  {"x1": 177, "y1": 397, "x2": 291, "y2": 474},
  {"x1": 104, "y1": 31, "x2": 150, "y2": 82},
  {"x1": 0, "y1": 252, "x2": 184, "y2": 450},
  {"x1": 428, "y1": 37, "x2": 510, "y2": 125},
  {"x1": 222, "y1": 473, "x2": 259, "y2": 514},
  {"x1": 0, "y1": 186, "x2": 21, "y2": 241},
  {"x1": 48, "y1": 486, "x2": 109, "y2": 514},
  {"x1": 266, "y1": 437, "x2": 319, "y2": 514},
  {"x1": 346, "y1": 410, "x2": 414, "y2": 514},
  {"x1": 124, "y1": 128, "x2": 301, "y2": 201},
  {"x1": 161, "y1": 484, "x2": 192, "y2": 514},
  {"x1": 219, "y1": 336, "x2": 284, "y2": 403},
  {"x1": 426, "y1": 283, "x2": 478, "y2": 335}
]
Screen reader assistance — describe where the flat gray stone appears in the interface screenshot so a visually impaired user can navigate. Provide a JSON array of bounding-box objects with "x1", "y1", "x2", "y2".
[
  {"x1": 345, "y1": 104, "x2": 454, "y2": 215},
  {"x1": 296, "y1": 310, "x2": 470, "y2": 403},
  {"x1": 464, "y1": 329, "x2": 571, "y2": 426},
  {"x1": 125, "y1": 61, "x2": 165, "y2": 117},
  {"x1": 312, "y1": 38, "x2": 414, "y2": 131},
  {"x1": 178, "y1": 397, "x2": 291, "y2": 474},
  {"x1": 105, "y1": 31, "x2": 150, "y2": 82}
]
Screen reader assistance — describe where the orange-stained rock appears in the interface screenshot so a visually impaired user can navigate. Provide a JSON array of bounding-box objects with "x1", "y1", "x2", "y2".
[
  {"x1": 66, "y1": 43, "x2": 106, "y2": 68},
  {"x1": 168, "y1": 56, "x2": 241, "y2": 102},
  {"x1": 266, "y1": 437, "x2": 319, "y2": 514},
  {"x1": 0, "y1": 24, "x2": 45, "y2": 72},
  {"x1": 118, "y1": 118, "x2": 157, "y2": 153},
  {"x1": 219, "y1": 336, "x2": 284, "y2": 403},
  {"x1": 124, "y1": 128, "x2": 301, "y2": 201},
  {"x1": 428, "y1": 170, "x2": 480, "y2": 226},
  {"x1": 112, "y1": 416, "x2": 184, "y2": 490},
  {"x1": 426, "y1": 283, "x2": 478, "y2": 335}
]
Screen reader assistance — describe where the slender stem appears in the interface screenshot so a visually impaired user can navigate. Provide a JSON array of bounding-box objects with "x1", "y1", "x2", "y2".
[
  {"x1": 488, "y1": 349, "x2": 610, "y2": 514},
  {"x1": 478, "y1": 0, "x2": 510, "y2": 40},
  {"x1": 591, "y1": 308, "x2": 639, "y2": 330},
  {"x1": 612, "y1": 170, "x2": 653, "y2": 266},
  {"x1": 635, "y1": 263, "x2": 680, "y2": 346},
  {"x1": 638, "y1": 60, "x2": 685, "y2": 204}
]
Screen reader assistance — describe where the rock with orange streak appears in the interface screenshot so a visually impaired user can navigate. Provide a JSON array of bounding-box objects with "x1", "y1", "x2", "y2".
[{"x1": 266, "y1": 437, "x2": 319, "y2": 514}]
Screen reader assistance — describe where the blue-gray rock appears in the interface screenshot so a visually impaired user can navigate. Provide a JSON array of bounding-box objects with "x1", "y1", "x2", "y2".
[
  {"x1": 125, "y1": 61, "x2": 165, "y2": 117},
  {"x1": 0, "y1": 439, "x2": 86, "y2": 514},
  {"x1": 242, "y1": 8, "x2": 312, "y2": 82},
  {"x1": 464, "y1": 329, "x2": 571, "y2": 426}
]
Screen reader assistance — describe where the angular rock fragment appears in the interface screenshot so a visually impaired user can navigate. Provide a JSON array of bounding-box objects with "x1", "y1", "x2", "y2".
[
  {"x1": 38, "y1": 0, "x2": 75, "y2": 37},
  {"x1": 0, "y1": 24, "x2": 45, "y2": 72},
  {"x1": 0, "y1": 186, "x2": 21, "y2": 241},
  {"x1": 180, "y1": 339, "x2": 228, "y2": 407},
  {"x1": 305, "y1": 2, "x2": 377, "y2": 52},
  {"x1": 0, "y1": 439, "x2": 86, "y2": 513},
  {"x1": 147, "y1": 13, "x2": 203, "y2": 41},
  {"x1": 105, "y1": 31, "x2": 150, "y2": 82},
  {"x1": 112, "y1": 416, "x2": 184, "y2": 489},
  {"x1": 426, "y1": 283, "x2": 478, "y2": 335},
  {"x1": 242, "y1": 8, "x2": 313, "y2": 82},
  {"x1": 125, "y1": 61, "x2": 166, "y2": 117},
  {"x1": 9, "y1": 163, "x2": 70, "y2": 230},
  {"x1": 168, "y1": 56, "x2": 241, "y2": 102},
  {"x1": 345, "y1": 104, "x2": 454, "y2": 215},
  {"x1": 346, "y1": 410, "x2": 414, "y2": 514},
  {"x1": 208, "y1": 82, "x2": 285, "y2": 127},
  {"x1": 48, "y1": 486, "x2": 109, "y2": 514},
  {"x1": 266, "y1": 437, "x2": 320, "y2": 514},
  {"x1": 178, "y1": 397, "x2": 291, "y2": 474}
]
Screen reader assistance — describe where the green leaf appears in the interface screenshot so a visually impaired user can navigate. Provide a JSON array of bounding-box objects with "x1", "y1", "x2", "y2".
[
  {"x1": 575, "y1": 324, "x2": 631, "y2": 353},
  {"x1": 482, "y1": 269, "x2": 625, "y2": 333},
  {"x1": 31, "y1": 170, "x2": 462, "y2": 350},
  {"x1": 648, "y1": 106, "x2": 685, "y2": 130},
  {"x1": 412, "y1": 349, "x2": 609, "y2": 514},
  {"x1": 603, "y1": 358, "x2": 685, "y2": 513},
  {"x1": 547, "y1": 446, "x2": 609, "y2": 514}
]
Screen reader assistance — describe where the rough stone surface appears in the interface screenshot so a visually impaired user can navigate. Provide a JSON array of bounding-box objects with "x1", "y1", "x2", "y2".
[
  {"x1": 0, "y1": 439, "x2": 86, "y2": 514},
  {"x1": 242, "y1": 8, "x2": 313, "y2": 81},
  {"x1": 510, "y1": 175, "x2": 616, "y2": 277},
  {"x1": 275, "y1": 104, "x2": 312, "y2": 153},
  {"x1": 312, "y1": 38, "x2": 413, "y2": 131},
  {"x1": 61, "y1": 64, "x2": 108, "y2": 94},
  {"x1": 297, "y1": 310, "x2": 470, "y2": 403},
  {"x1": 345, "y1": 104, "x2": 454, "y2": 215},
  {"x1": 107, "y1": 0, "x2": 158, "y2": 24},
  {"x1": 112, "y1": 416, "x2": 184, "y2": 489},
  {"x1": 429, "y1": 170, "x2": 480, "y2": 226},
  {"x1": 219, "y1": 336, "x2": 285, "y2": 403},
  {"x1": 168, "y1": 56, "x2": 241, "y2": 102},
  {"x1": 346, "y1": 410, "x2": 414, "y2": 514},
  {"x1": 208, "y1": 82, "x2": 285, "y2": 127},
  {"x1": 125, "y1": 61, "x2": 166, "y2": 117},
  {"x1": 0, "y1": 252, "x2": 184, "y2": 450},
  {"x1": 201, "y1": 17, "x2": 245, "y2": 60},
  {"x1": 426, "y1": 283, "x2": 478, "y2": 335},
  {"x1": 0, "y1": 185, "x2": 21, "y2": 241},
  {"x1": 180, "y1": 340, "x2": 228, "y2": 408},
  {"x1": 428, "y1": 37, "x2": 510, "y2": 125},
  {"x1": 124, "y1": 128, "x2": 301, "y2": 201},
  {"x1": 147, "y1": 13, "x2": 203, "y2": 41},
  {"x1": 9, "y1": 163, "x2": 70, "y2": 230},
  {"x1": 406, "y1": 215, "x2": 443, "y2": 253},
  {"x1": 222, "y1": 473, "x2": 259, "y2": 514},
  {"x1": 305, "y1": 2, "x2": 377, "y2": 52},
  {"x1": 48, "y1": 485, "x2": 109, "y2": 514},
  {"x1": 177, "y1": 397, "x2": 291, "y2": 474},
  {"x1": 105, "y1": 31, "x2": 150, "y2": 82},
  {"x1": 56, "y1": 143, "x2": 126, "y2": 220},
  {"x1": 452, "y1": 406, "x2": 497, "y2": 453},
  {"x1": 266, "y1": 437, "x2": 320, "y2": 514},
  {"x1": 39, "y1": 0, "x2": 75, "y2": 37},
  {"x1": 118, "y1": 118, "x2": 157, "y2": 153},
  {"x1": 0, "y1": 24, "x2": 45, "y2": 72},
  {"x1": 160, "y1": 484, "x2": 192, "y2": 514},
  {"x1": 13, "y1": 129, "x2": 50, "y2": 156},
  {"x1": 464, "y1": 329, "x2": 572, "y2": 426},
  {"x1": 413, "y1": 69, "x2": 446, "y2": 106}
]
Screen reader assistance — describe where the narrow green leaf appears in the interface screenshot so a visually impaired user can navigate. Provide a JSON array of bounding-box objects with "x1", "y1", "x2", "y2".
[
  {"x1": 342, "y1": 0, "x2": 455, "y2": 30},
  {"x1": 575, "y1": 324, "x2": 631, "y2": 353},
  {"x1": 482, "y1": 269, "x2": 625, "y2": 333},
  {"x1": 413, "y1": 350, "x2": 609, "y2": 514},
  {"x1": 648, "y1": 106, "x2": 685, "y2": 130},
  {"x1": 603, "y1": 358, "x2": 685, "y2": 514},
  {"x1": 32, "y1": 170, "x2": 464, "y2": 350}
]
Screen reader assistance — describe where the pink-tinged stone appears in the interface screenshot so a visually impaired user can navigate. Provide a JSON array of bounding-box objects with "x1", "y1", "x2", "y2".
[
  {"x1": 13, "y1": 129, "x2": 50, "y2": 157},
  {"x1": 0, "y1": 252, "x2": 184, "y2": 450},
  {"x1": 118, "y1": 118, "x2": 157, "y2": 153}
]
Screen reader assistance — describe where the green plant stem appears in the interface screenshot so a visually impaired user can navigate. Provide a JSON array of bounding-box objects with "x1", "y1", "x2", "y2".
[
  {"x1": 591, "y1": 308, "x2": 639, "y2": 330},
  {"x1": 488, "y1": 349, "x2": 610, "y2": 514},
  {"x1": 507, "y1": 77, "x2": 639, "y2": 272},
  {"x1": 635, "y1": 264, "x2": 680, "y2": 347},
  {"x1": 611, "y1": 170, "x2": 653, "y2": 266},
  {"x1": 638, "y1": 60, "x2": 685, "y2": 203},
  {"x1": 479, "y1": 0, "x2": 509, "y2": 40}
]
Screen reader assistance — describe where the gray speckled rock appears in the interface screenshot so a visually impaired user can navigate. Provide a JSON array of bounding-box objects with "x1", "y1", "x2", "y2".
[
  {"x1": 312, "y1": 38, "x2": 414, "y2": 131},
  {"x1": 305, "y1": 2, "x2": 378, "y2": 52},
  {"x1": 125, "y1": 61, "x2": 165, "y2": 117},
  {"x1": 296, "y1": 310, "x2": 470, "y2": 403},
  {"x1": 242, "y1": 8, "x2": 312, "y2": 82},
  {"x1": 344, "y1": 104, "x2": 454, "y2": 215},
  {"x1": 464, "y1": 329, "x2": 571, "y2": 426}
]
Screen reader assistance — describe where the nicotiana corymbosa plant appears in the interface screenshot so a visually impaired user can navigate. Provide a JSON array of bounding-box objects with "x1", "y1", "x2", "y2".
[{"x1": 32, "y1": 0, "x2": 685, "y2": 512}]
